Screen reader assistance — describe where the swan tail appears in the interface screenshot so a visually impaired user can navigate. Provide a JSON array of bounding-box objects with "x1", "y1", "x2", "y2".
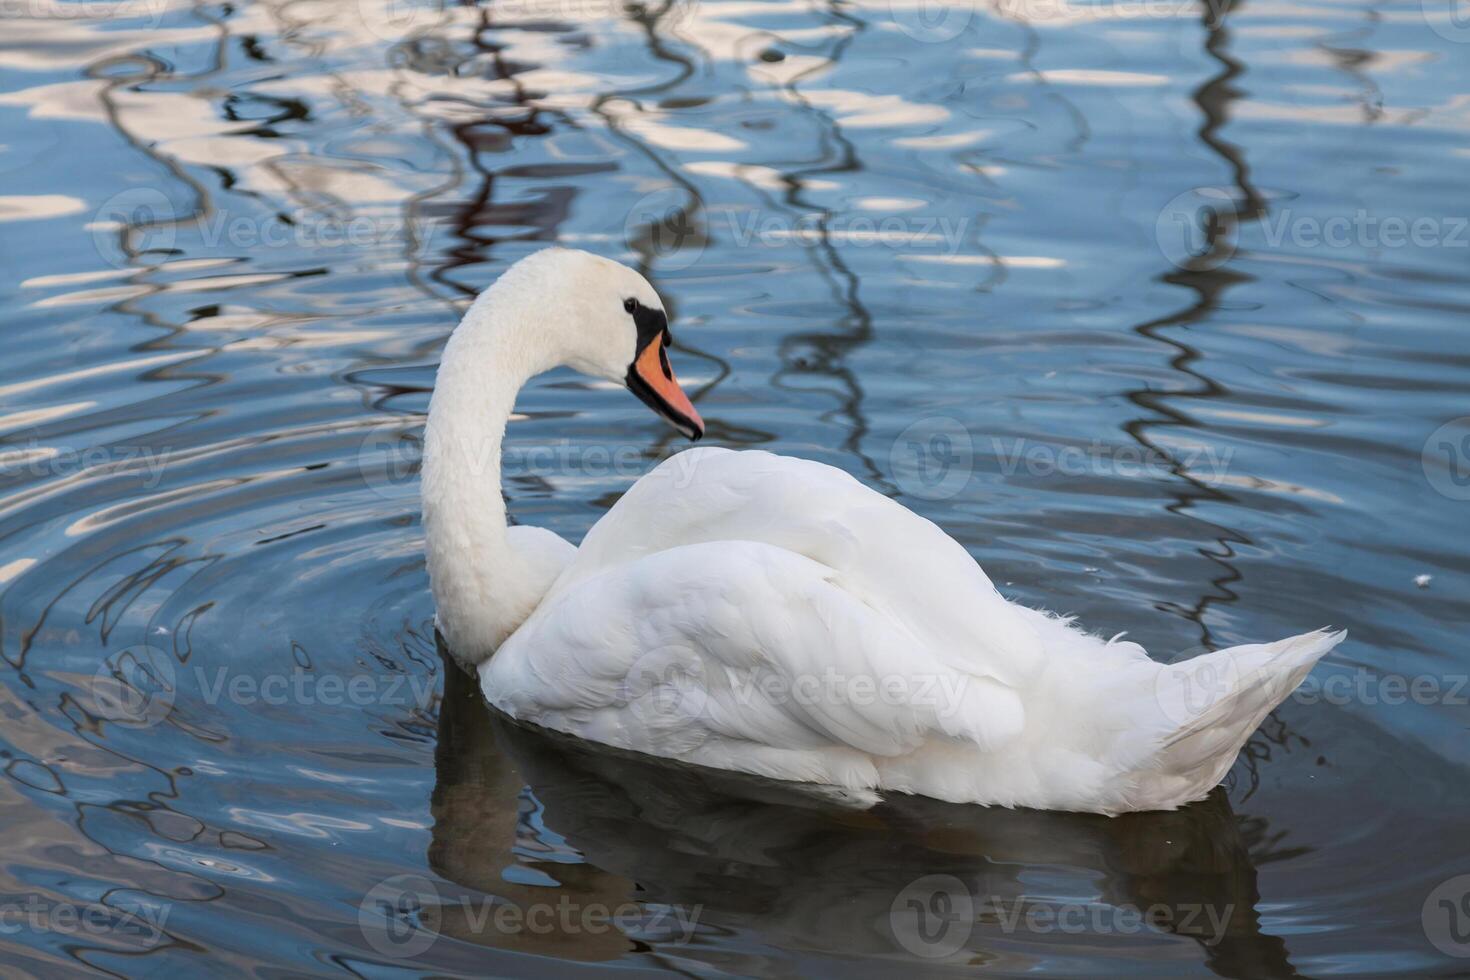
[{"x1": 1125, "y1": 628, "x2": 1346, "y2": 811}]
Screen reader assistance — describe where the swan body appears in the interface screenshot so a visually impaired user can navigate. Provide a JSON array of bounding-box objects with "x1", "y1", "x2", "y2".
[{"x1": 422, "y1": 248, "x2": 1343, "y2": 815}]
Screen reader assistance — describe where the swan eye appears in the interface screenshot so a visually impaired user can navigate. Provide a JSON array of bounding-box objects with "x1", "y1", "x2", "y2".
[{"x1": 623, "y1": 298, "x2": 638, "y2": 314}]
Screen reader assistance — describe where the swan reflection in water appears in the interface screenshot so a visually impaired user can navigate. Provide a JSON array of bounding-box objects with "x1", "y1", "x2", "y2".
[{"x1": 427, "y1": 646, "x2": 1299, "y2": 976}]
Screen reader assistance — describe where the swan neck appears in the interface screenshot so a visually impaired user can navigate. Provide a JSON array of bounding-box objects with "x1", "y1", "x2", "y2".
[{"x1": 421, "y1": 311, "x2": 547, "y2": 664}]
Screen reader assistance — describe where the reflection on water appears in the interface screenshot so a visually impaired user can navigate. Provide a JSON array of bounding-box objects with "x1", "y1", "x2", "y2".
[
  {"x1": 435, "y1": 656, "x2": 1299, "y2": 975},
  {"x1": 0, "y1": 0, "x2": 1468, "y2": 972}
]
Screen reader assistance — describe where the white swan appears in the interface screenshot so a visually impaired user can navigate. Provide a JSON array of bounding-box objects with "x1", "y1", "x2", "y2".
[{"x1": 421, "y1": 247, "x2": 1343, "y2": 815}]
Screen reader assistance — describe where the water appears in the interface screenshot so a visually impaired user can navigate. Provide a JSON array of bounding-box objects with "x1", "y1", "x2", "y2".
[{"x1": 1, "y1": 0, "x2": 1468, "y2": 973}]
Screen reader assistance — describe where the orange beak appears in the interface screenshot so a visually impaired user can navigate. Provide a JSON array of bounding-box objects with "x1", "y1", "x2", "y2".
[{"x1": 627, "y1": 332, "x2": 704, "y2": 440}]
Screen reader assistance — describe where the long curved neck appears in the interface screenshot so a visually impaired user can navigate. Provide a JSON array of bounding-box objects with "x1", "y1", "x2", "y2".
[{"x1": 421, "y1": 300, "x2": 554, "y2": 664}]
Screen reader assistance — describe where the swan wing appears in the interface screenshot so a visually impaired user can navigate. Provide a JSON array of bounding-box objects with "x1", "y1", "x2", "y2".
[
  {"x1": 561, "y1": 447, "x2": 1046, "y2": 690},
  {"x1": 483, "y1": 539, "x2": 1026, "y2": 786}
]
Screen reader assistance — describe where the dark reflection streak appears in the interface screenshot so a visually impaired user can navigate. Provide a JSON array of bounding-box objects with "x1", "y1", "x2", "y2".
[
  {"x1": 1316, "y1": 7, "x2": 1386, "y2": 125},
  {"x1": 398, "y1": 14, "x2": 565, "y2": 304},
  {"x1": 79, "y1": 35, "x2": 269, "y2": 370},
  {"x1": 623, "y1": 0, "x2": 701, "y2": 88},
  {"x1": 586, "y1": 6, "x2": 734, "y2": 456},
  {"x1": 1008, "y1": 19, "x2": 1092, "y2": 157},
  {"x1": 399, "y1": 119, "x2": 475, "y2": 322},
  {"x1": 1123, "y1": 0, "x2": 1312, "y2": 832},
  {"x1": 1126, "y1": 0, "x2": 1263, "y2": 650},
  {"x1": 757, "y1": 3, "x2": 889, "y2": 488},
  {"x1": 1193, "y1": 0, "x2": 1266, "y2": 223}
]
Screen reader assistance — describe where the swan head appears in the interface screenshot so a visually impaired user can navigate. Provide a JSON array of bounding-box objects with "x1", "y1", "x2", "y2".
[{"x1": 473, "y1": 248, "x2": 704, "y2": 440}]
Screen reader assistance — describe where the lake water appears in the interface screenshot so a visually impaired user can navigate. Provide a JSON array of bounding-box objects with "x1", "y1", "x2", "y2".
[{"x1": 1, "y1": 0, "x2": 1468, "y2": 974}]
